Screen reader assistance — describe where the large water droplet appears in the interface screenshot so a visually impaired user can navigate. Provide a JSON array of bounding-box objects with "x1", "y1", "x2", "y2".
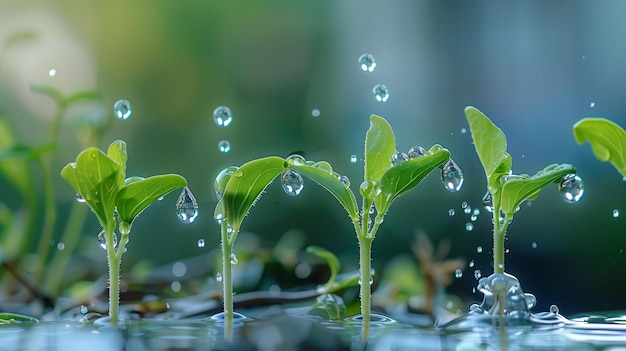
[
  {"x1": 286, "y1": 154, "x2": 306, "y2": 166},
  {"x1": 76, "y1": 193, "x2": 86, "y2": 203},
  {"x1": 407, "y1": 146, "x2": 426, "y2": 159},
  {"x1": 281, "y1": 170, "x2": 304, "y2": 196},
  {"x1": 214, "y1": 166, "x2": 239, "y2": 199},
  {"x1": 373, "y1": 84, "x2": 390, "y2": 102},
  {"x1": 218, "y1": 140, "x2": 231, "y2": 153},
  {"x1": 198, "y1": 239, "x2": 205, "y2": 248},
  {"x1": 213, "y1": 106, "x2": 233, "y2": 127},
  {"x1": 48, "y1": 67, "x2": 56, "y2": 77},
  {"x1": 97, "y1": 230, "x2": 117, "y2": 251},
  {"x1": 391, "y1": 152, "x2": 409, "y2": 165},
  {"x1": 559, "y1": 173, "x2": 584, "y2": 203},
  {"x1": 441, "y1": 159, "x2": 464, "y2": 192},
  {"x1": 176, "y1": 187, "x2": 199, "y2": 224},
  {"x1": 358, "y1": 53, "x2": 376, "y2": 72},
  {"x1": 113, "y1": 99, "x2": 132, "y2": 120}
]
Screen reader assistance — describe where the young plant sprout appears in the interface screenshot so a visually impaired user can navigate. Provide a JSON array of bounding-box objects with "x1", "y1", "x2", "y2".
[
  {"x1": 61, "y1": 140, "x2": 188, "y2": 327},
  {"x1": 465, "y1": 106, "x2": 582, "y2": 317},
  {"x1": 573, "y1": 117, "x2": 626, "y2": 178},
  {"x1": 285, "y1": 115, "x2": 458, "y2": 341}
]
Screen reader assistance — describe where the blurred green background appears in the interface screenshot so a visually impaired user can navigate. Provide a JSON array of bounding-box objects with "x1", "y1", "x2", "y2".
[{"x1": 1, "y1": 0, "x2": 625, "y2": 315}]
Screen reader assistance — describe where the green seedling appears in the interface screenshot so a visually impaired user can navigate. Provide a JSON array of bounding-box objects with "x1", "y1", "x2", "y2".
[
  {"x1": 61, "y1": 140, "x2": 187, "y2": 327},
  {"x1": 573, "y1": 117, "x2": 626, "y2": 177},
  {"x1": 465, "y1": 106, "x2": 581, "y2": 314}
]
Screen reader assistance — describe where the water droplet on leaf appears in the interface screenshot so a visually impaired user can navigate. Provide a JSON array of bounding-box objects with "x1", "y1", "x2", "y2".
[
  {"x1": 286, "y1": 154, "x2": 306, "y2": 166},
  {"x1": 391, "y1": 152, "x2": 408, "y2": 165},
  {"x1": 358, "y1": 53, "x2": 376, "y2": 72},
  {"x1": 407, "y1": 146, "x2": 426, "y2": 159},
  {"x1": 281, "y1": 170, "x2": 304, "y2": 196},
  {"x1": 559, "y1": 174, "x2": 584, "y2": 203},
  {"x1": 373, "y1": 84, "x2": 389, "y2": 102},
  {"x1": 214, "y1": 166, "x2": 238, "y2": 199},
  {"x1": 441, "y1": 159, "x2": 464, "y2": 192},
  {"x1": 176, "y1": 187, "x2": 199, "y2": 224},
  {"x1": 113, "y1": 99, "x2": 132, "y2": 120},
  {"x1": 76, "y1": 193, "x2": 85, "y2": 203},
  {"x1": 218, "y1": 140, "x2": 231, "y2": 153},
  {"x1": 213, "y1": 106, "x2": 233, "y2": 127},
  {"x1": 338, "y1": 174, "x2": 350, "y2": 187}
]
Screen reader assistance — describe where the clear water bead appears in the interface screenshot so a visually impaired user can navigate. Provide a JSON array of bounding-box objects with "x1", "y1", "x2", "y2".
[
  {"x1": 48, "y1": 67, "x2": 56, "y2": 77},
  {"x1": 75, "y1": 193, "x2": 86, "y2": 203},
  {"x1": 455, "y1": 269, "x2": 463, "y2": 278},
  {"x1": 465, "y1": 223, "x2": 474, "y2": 231},
  {"x1": 311, "y1": 108, "x2": 320, "y2": 117},
  {"x1": 286, "y1": 154, "x2": 306, "y2": 166},
  {"x1": 214, "y1": 166, "x2": 239, "y2": 199},
  {"x1": 482, "y1": 191, "x2": 494, "y2": 212},
  {"x1": 281, "y1": 170, "x2": 304, "y2": 196},
  {"x1": 373, "y1": 84, "x2": 390, "y2": 102},
  {"x1": 613, "y1": 209, "x2": 620, "y2": 218},
  {"x1": 113, "y1": 99, "x2": 132, "y2": 120},
  {"x1": 448, "y1": 209, "x2": 455, "y2": 216},
  {"x1": 230, "y1": 252, "x2": 239, "y2": 265},
  {"x1": 441, "y1": 159, "x2": 464, "y2": 192},
  {"x1": 97, "y1": 230, "x2": 117, "y2": 251},
  {"x1": 213, "y1": 106, "x2": 233, "y2": 127},
  {"x1": 350, "y1": 154, "x2": 358, "y2": 164},
  {"x1": 391, "y1": 152, "x2": 409, "y2": 165},
  {"x1": 531, "y1": 242, "x2": 538, "y2": 249},
  {"x1": 590, "y1": 102, "x2": 595, "y2": 108},
  {"x1": 338, "y1": 175, "x2": 350, "y2": 187},
  {"x1": 175, "y1": 187, "x2": 199, "y2": 224},
  {"x1": 477, "y1": 246, "x2": 483, "y2": 253},
  {"x1": 218, "y1": 140, "x2": 231, "y2": 153},
  {"x1": 358, "y1": 53, "x2": 376, "y2": 72},
  {"x1": 407, "y1": 146, "x2": 426, "y2": 159},
  {"x1": 559, "y1": 173, "x2": 585, "y2": 203},
  {"x1": 198, "y1": 239, "x2": 205, "y2": 248}
]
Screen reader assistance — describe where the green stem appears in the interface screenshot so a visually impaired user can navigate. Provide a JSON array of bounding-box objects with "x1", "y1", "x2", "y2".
[
  {"x1": 358, "y1": 236, "x2": 372, "y2": 342},
  {"x1": 492, "y1": 210, "x2": 512, "y2": 275},
  {"x1": 221, "y1": 221, "x2": 234, "y2": 341},
  {"x1": 106, "y1": 229, "x2": 121, "y2": 328}
]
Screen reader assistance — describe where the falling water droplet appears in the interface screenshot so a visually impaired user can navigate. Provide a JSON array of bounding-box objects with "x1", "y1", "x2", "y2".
[
  {"x1": 218, "y1": 140, "x2": 231, "y2": 153},
  {"x1": 97, "y1": 230, "x2": 117, "y2": 250},
  {"x1": 373, "y1": 84, "x2": 390, "y2": 102},
  {"x1": 464, "y1": 206, "x2": 472, "y2": 214},
  {"x1": 474, "y1": 270, "x2": 482, "y2": 280},
  {"x1": 482, "y1": 191, "x2": 493, "y2": 212},
  {"x1": 455, "y1": 269, "x2": 463, "y2": 278},
  {"x1": 531, "y1": 242, "x2": 538, "y2": 249},
  {"x1": 391, "y1": 152, "x2": 409, "y2": 165},
  {"x1": 407, "y1": 146, "x2": 426, "y2": 159},
  {"x1": 469, "y1": 260, "x2": 475, "y2": 268},
  {"x1": 461, "y1": 201, "x2": 468, "y2": 209},
  {"x1": 213, "y1": 106, "x2": 233, "y2": 127},
  {"x1": 176, "y1": 187, "x2": 199, "y2": 224},
  {"x1": 559, "y1": 174, "x2": 585, "y2": 203},
  {"x1": 57, "y1": 242, "x2": 65, "y2": 250},
  {"x1": 76, "y1": 193, "x2": 86, "y2": 203},
  {"x1": 230, "y1": 253, "x2": 239, "y2": 265},
  {"x1": 48, "y1": 67, "x2": 56, "y2": 77},
  {"x1": 590, "y1": 102, "x2": 595, "y2": 108},
  {"x1": 465, "y1": 223, "x2": 474, "y2": 231},
  {"x1": 358, "y1": 53, "x2": 376, "y2": 72},
  {"x1": 216, "y1": 272, "x2": 223, "y2": 282},
  {"x1": 113, "y1": 99, "x2": 132, "y2": 120},
  {"x1": 460, "y1": 128, "x2": 467, "y2": 134},
  {"x1": 198, "y1": 239, "x2": 205, "y2": 248},
  {"x1": 448, "y1": 209, "x2": 455, "y2": 216},
  {"x1": 613, "y1": 209, "x2": 620, "y2": 218},
  {"x1": 350, "y1": 154, "x2": 358, "y2": 164},
  {"x1": 441, "y1": 159, "x2": 464, "y2": 192},
  {"x1": 281, "y1": 170, "x2": 304, "y2": 196},
  {"x1": 311, "y1": 108, "x2": 320, "y2": 117},
  {"x1": 476, "y1": 246, "x2": 483, "y2": 253}
]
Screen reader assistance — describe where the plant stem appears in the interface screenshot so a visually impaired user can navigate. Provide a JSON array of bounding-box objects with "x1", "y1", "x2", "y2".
[
  {"x1": 106, "y1": 229, "x2": 120, "y2": 328},
  {"x1": 221, "y1": 221, "x2": 234, "y2": 341},
  {"x1": 358, "y1": 236, "x2": 372, "y2": 342}
]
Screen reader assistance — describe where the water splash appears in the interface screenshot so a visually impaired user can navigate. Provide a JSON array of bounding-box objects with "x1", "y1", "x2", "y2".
[
  {"x1": 358, "y1": 53, "x2": 376, "y2": 72},
  {"x1": 281, "y1": 170, "x2": 304, "y2": 196},
  {"x1": 559, "y1": 174, "x2": 584, "y2": 203},
  {"x1": 373, "y1": 84, "x2": 390, "y2": 102},
  {"x1": 465, "y1": 223, "x2": 474, "y2": 231},
  {"x1": 176, "y1": 187, "x2": 199, "y2": 224},
  {"x1": 469, "y1": 273, "x2": 537, "y2": 317},
  {"x1": 218, "y1": 140, "x2": 231, "y2": 153},
  {"x1": 441, "y1": 159, "x2": 464, "y2": 192},
  {"x1": 213, "y1": 106, "x2": 233, "y2": 127},
  {"x1": 113, "y1": 99, "x2": 132, "y2": 120}
]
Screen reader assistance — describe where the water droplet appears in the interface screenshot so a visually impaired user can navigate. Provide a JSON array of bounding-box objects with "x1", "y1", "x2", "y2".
[
  {"x1": 461, "y1": 201, "x2": 468, "y2": 209},
  {"x1": 218, "y1": 140, "x2": 231, "y2": 153},
  {"x1": 314, "y1": 161, "x2": 333, "y2": 173},
  {"x1": 590, "y1": 102, "x2": 595, "y2": 108},
  {"x1": 172, "y1": 261, "x2": 187, "y2": 277},
  {"x1": 407, "y1": 146, "x2": 426, "y2": 159},
  {"x1": 338, "y1": 174, "x2": 350, "y2": 187},
  {"x1": 448, "y1": 209, "x2": 455, "y2": 216},
  {"x1": 157, "y1": 196, "x2": 164, "y2": 201},
  {"x1": 230, "y1": 252, "x2": 239, "y2": 265},
  {"x1": 469, "y1": 260, "x2": 475, "y2": 268},
  {"x1": 80, "y1": 305, "x2": 88, "y2": 314},
  {"x1": 497, "y1": 263, "x2": 504, "y2": 269},
  {"x1": 559, "y1": 174, "x2": 585, "y2": 203},
  {"x1": 286, "y1": 154, "x2": 306, "y2": 166},
  {"x1": 474, "y1": 270, "x2": 482, "y2": 280},
  {"x1": 464, "y1": 206, "x2": 472, "y2": 214},
  {"x1": 476, "y1": 246, "x2": 483, "y2": 253},
  {"x1": 358, "y1": 277, "x2": 374, "y2": 286},
  {"x1": 48, "y1": 67, "x2": 56, "y2": 77},
  {"x1": 213, "y1": 106, "x2": 233, "y2": 127},
  {"x1": 460, "y1": 128, "x2": 467, "y2": 134},
  {"x1": 97, "y1": 230, "x2": 117, "y2": 251},
  {"x1": 176, "y1": 187, "x2": 199, "y2": 224},
  {"x1": 119, "y1": 222, "x2": 131, "y2": 235},
  {"x1": 214, "y1": 166, "x2": 239, "y2": 199},
  {"x1": 613, "y1": 209, "x2": 620, "y2": 218},
  {"x1": 113, "y1": 99, "x2": 132, "y2": 120},
  {"x1": 465, "y1": 222, "x2": 474, "y2": 231},
  {"x1": 472, "y1": 208, "x2": 480, "y2": 216},
  {"x1": 171, "y1": 281, "x2": 181, "y2": 293},
  {"x1": 75, "y1": 193, "x2": 86, "y2": 203},
  {"x1": 281, "y1": 170, "x2": 304, "y2": 196},
  {"x1": 391, "y1": 152, "x2": 409, "y2": 165},
  {"x1": 455, "y1": 269, "x2": 463, "y2": 278},
  {"x1": 311, "y1": 108, "x2": 320, "y2": 117},
  {"x1": 198, "y1": 239, "x2": 205, "y2": 248},
  {"x1": 531, "y1": 242, "x2": 538, "y2": 249},
  {"x1": 441, "y1": 159, "x2": 464, "y2": 192},
  {"x1": 550, "y1": 304, "x2": 560, "y2": 314},
  {"x1": 350, "y1": 154, "x2": 358, "y2": 164},
  {"x1": 373, "y1": 84, "x2": 390, "y2": 102},
  {"x1": 470, "y1": 215, "x2": 478, "y2": 221},
  {"x1": 358, "y1": 53, "x2": 376, "y2": 72},
  {"x1": 57, "y1": 242, "x2": 65, "y2": 250},
  {"x1": 216, "y1": 272, "x2": 223, "y2": 282}
]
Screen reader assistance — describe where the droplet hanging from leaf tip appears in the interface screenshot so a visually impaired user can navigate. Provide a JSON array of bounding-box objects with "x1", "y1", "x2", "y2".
[
  {"x1": 441, "y1": 159, "x2": 464, "y2": 192},
  {"x1": 176, "y1": 187, "x2": 199, "y2": 224},
  {"x1": 281, "y1": 170, "x2": 304, "y2": 196},
  {"x1": 559, "y1": 174, "x2": 584, "y2": 203}
]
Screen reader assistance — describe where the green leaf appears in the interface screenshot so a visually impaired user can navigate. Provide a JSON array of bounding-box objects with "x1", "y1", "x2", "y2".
[
  {"x1": 500, "y1": 164, "x2": 576, "y2": 215},
  {"x1": 375, "y1": 144, "x2": 450, "y2": 215},
  {"x1": 465, "y1": 106, "x2": 510, "y2": 190},
  {"x1": 573, "y1": 118, "x2": 626, "y2": 176},
  {"x1": 306, "y1": 245, "x2": 340, "y2": 292},
  {"x1": 219, "y1": 156, "x2": 286, "y2": 231},
  {"x1": 115, "y1": 174, "x2": 187, "y2": 226},
  {"x1": 364, "y1": 115, "x2": 396, "y2": 186},
  {"x1": 107, "y1": 140, "x2": 127, "y2": 185},
  {"x1": 0, "y1": 313, "x2": 38, "y2": 324},
  {"x1": 60, "y1": 147, "x2": 123, "y2": 233},
  {"x1": 287, "y1": 162, "x2": 359, "y2": 220}
]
